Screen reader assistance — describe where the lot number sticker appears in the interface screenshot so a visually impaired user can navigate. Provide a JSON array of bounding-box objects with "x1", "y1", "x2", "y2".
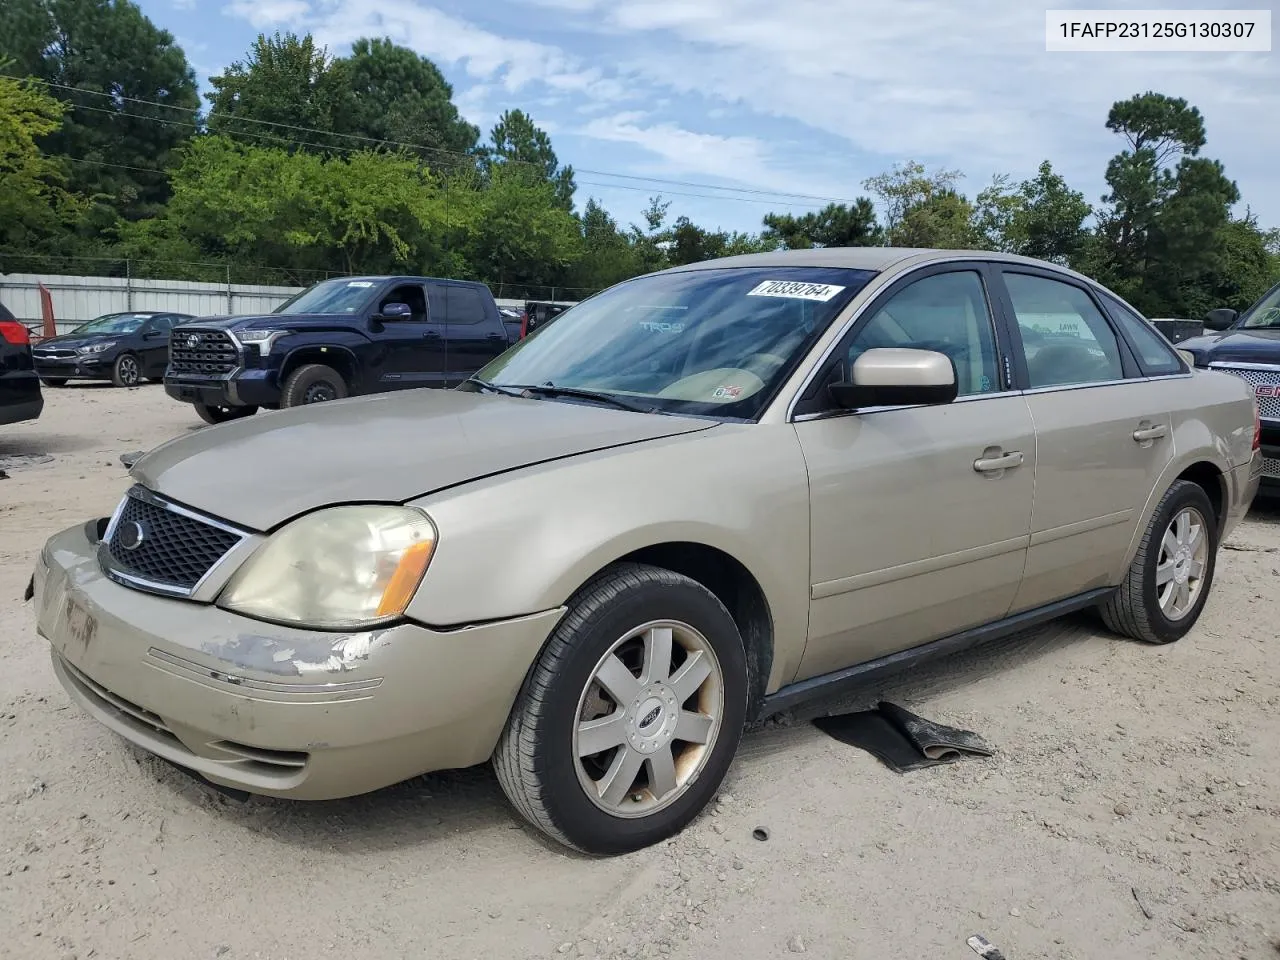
[{"x1": 746, "y1": 280, "x2": 845, "y2": 302}]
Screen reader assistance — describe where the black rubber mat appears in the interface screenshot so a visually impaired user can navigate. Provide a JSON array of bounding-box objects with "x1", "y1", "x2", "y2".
[{"x1": 813, "y1": 701, "x2": 993, "y2": 772}]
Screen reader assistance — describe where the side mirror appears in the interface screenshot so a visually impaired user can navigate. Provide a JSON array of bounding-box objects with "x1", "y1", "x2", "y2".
[
  {"x1": 377, "y1": 302, "x2": 412, "y2": 321},
  {"x1": 1203, "y1": 307, "x2": 1238, "y2": 331},
  {"x1": 828, "y1": 347, "x2": 958, "y2": 410}
]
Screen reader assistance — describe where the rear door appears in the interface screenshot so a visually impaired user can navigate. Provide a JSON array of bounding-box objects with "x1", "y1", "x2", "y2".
[
  {"x1": 376, "y1": 282, "x2": 448, "y2": 389},
  {"x1": 139, "y1": 315, "x2": 176, "y2": 376},
  {"x1": 792, "y1": 263, "x2": 1037, "y2": 680},
  {"x1": 992, "y1": 267, "x2": 1175, "y2": 612},
  {"x1": 441, "y1": 283, "x2": 508, "y2": 385}
]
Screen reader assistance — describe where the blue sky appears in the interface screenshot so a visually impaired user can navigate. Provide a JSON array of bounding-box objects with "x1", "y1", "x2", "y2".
[{"x1": 144, "y1": 0, "x2": 1279, "y2": 236}]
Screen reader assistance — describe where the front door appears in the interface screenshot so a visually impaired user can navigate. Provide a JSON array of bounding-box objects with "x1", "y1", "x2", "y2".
[
  {"x1": 139, "y1": 315, "x2": 175, "y2": 377},
  {"x1": 993, "y1": 268, "x2": 1175, "y2": 611},
  {"x1": 793, "y1": 266, "x2": 1036, "y2": 681},
  {"x1": 375, "y1": 282, "x2": 448, "y2": 389}
]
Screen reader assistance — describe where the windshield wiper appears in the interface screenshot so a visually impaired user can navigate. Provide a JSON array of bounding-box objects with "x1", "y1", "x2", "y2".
[
  {"x1": 512, "y1": 383, "x2": 658, "y2": 414},
  {"x1": 463, "y1": 377, "x2": 526, "y2": 398}
]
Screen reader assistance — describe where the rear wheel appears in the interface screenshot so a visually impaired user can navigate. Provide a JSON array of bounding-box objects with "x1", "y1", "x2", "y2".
[
  {"x1": 280, "y1": 364, "x2": 348, "y2": 408},
  {"x1": 493, "y1": 563, "x2": 748, "y2": 855},
  {"x1": 193, "y1": 401, "x2": 258, "y2": 425},
  {"x1": 1100, "y1": 480, "x2": 1217, "y2": 644},
  {"x1": 111, "y1": 353, "x2": 141, "y2": 388}
]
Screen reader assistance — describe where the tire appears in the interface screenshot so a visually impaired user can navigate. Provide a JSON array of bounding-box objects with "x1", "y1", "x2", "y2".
[
  {"x1": 40, "y1": 378, "x2": 68, "y2": 387},
  {"x1": 493, "y1": 563, "x2": 749, "y2": 856},
  {"x1": 111, "y1": 353, "x2": 142, "y2": 388},
  {"x1": 280, "y1": 364, "x2": 348, "y2": 408},
  {"x1": 1100, "y1": 480, "x2": 1218, "y2": 644},
  {"x1": 193, "y1": 401, "x2": 258, "y2": 425}
]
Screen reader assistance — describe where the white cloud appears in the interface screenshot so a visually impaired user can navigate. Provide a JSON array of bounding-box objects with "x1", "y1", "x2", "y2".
[
  {"x1": 223, "y1": 0, "x2": 311, "y2": 29},
  {"x1": 172, "y1": 0, "x2": 197, "y2": 10}
]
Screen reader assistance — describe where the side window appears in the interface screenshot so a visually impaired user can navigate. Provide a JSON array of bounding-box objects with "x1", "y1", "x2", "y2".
[
  {"x1": 151, "y1": 315, "x2": 175, "y2": 332},
  {"x1": 849, "y1": 271, "x2": 1002, "y2": 398},
  {"x1": 1101, "y1": 294, "x2": 1185, "y2": 376},
  {"x1": 379, "y1": 284, "x2": 427, "y2": 322},
  {"x1": 1004, "y1": 273, "x2": 1124, "y2": 388},
  {"x1": 446, "y1": 286, "x2": 489, "y2": 325}
]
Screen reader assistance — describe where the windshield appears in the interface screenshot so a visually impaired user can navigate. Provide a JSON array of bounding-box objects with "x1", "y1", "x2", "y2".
[
  {"x1": 73, "y1": 313, "x2": 153, "y2": 335},
  {"x1": 476, "y1": 266, "x2": 877, "y2": 419},
  {"x1": 1241, "y1": 283, "x2": 1280, "y2": 329},
  {"x1": 273, "y1": 278, "x2": 379, "y2": 316}
]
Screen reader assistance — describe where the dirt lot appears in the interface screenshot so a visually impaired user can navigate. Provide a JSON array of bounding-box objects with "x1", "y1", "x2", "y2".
[{"x1": 2, "y1": 384, "x2": 1278, "y2": 960}]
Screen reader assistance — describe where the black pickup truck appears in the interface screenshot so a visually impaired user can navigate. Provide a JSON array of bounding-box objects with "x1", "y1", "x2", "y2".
[
  {"x1": 1178, "y1": 278, "x2": 1280, "y2": 490},
  {"x1": 165, "y1": 275, "x2": 522, "y2": 423}
]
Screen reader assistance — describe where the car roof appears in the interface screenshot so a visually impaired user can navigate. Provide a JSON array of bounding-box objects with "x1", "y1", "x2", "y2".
[
  {"x1": 657, "y1": 246, "x2": 1103, "y2": 287},
  {"x1": 329, "y1": 275, "x2": 488, "y2": 287}
]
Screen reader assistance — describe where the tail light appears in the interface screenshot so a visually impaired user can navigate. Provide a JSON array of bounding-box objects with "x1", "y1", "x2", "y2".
[
  {"x1": 519, "y1": 311, "x2": 529, "y2": 339},
  {"x1": 0, "y1": 320, "x2": 31, "y2": 345},
  {"x1": 1253, "y1": 399, "x2": 1261, "y2": 451}
]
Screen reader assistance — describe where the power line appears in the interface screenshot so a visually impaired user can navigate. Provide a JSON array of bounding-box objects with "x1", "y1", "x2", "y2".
[{"x1": 31, "y1": 77, "x2": 862, "y2": 207}]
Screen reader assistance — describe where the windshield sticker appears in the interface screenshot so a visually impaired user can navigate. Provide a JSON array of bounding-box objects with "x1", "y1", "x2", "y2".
[
  {"x1": 346, "y1": 281, "x2": 374, "y2": 288},
  {"x1": 747, "y1": 280, "x2": 845, "y2": 302},
  {"x1": 710, "y1": 385, "x2": 742, "y2": 400},
  {"x1": 639, "y1": 321, "x2": 685, "y2": 333}
]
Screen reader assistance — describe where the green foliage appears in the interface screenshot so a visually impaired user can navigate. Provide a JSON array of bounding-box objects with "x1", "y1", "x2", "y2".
[
  {"x1": 485, "y1": 109, "x2": 576, "y2": 211},
  {"x1": 762, "y1": 200, "x2": 881, "y2": 249},
  {"x1": 1, "y1": 0, "x2": 199, "y2": 221},
  {"x1": 863, "y1": 161, "x2": 964, "y2": 244},
  {"x1": 0, "y1": 73, "x2": 88, "y2": 265}
]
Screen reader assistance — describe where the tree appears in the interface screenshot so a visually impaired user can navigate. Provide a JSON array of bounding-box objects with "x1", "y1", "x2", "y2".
[
  {"x1": 485, "y1": 109, "x2": 575, "y2": 211},
  {"x1": 340, "y1": 38, "x2": 479, "y2": 161},
  {"x1": 761, "y1": 200, "x2": 881, "y2": 249},
  {"x1": 896, "y1": 189, "x2": 980, "y2": 249},
  {"x1": 206, "y1": 32, "x2": 352, "y2": 152},
  {"x1": 0, "y1": 73, "x2": 87, "y2": 266},
  {"x1": 863, "y1": 161, "x2": 964, "y2": 243},
  {"x1": 1008, "y1": 161, "x2": 1092, "y2": 265},
  {"x1": 0, "y1": 0, "x2": 199, "y2": 221},
  {"x1": 568, "y1": 198, "x2": 645, "y2": 291}
]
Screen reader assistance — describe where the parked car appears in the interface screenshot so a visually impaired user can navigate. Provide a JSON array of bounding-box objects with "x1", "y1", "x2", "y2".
[
  {"x1": 32, "y1": 311, "x2": 195, "y2": 388},
  {"x1": 0, "y1": 299, "x2": 43, "y2": 426},
  {"x1": 1177, "y1": 279, "x2": 1280, "y2": 490},
  {"x1": 163, "y1": 275, "x2": 523, "y2": 424},
  {"x1": 521, "y1": 299, "x2": 571, "y2": 337},
  {"x1": 30, "y1": 248, "x2": 1260, "y2": 855}
]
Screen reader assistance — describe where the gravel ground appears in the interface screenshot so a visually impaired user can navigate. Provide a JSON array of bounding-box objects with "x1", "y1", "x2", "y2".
[{"x1": 2, "y1": 383, "x2": 1278, "y2": 960}]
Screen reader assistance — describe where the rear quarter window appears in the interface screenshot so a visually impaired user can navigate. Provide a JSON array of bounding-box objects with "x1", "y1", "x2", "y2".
[{"x1": 1101, "y1": 294, "x2": 1186, "y2": 376}]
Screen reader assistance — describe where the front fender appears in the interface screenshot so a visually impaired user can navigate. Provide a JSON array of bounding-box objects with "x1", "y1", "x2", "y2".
[{"x1": 405, "y1": 423, "x2": 814, "y2": 694}]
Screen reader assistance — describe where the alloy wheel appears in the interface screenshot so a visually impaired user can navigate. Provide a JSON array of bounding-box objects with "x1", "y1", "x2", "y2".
[{"x1": 1156, "y1": 505, "x2": 1208, "y2": 620}]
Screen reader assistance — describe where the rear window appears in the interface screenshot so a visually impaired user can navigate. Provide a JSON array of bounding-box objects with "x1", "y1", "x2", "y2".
[{"x1": 446, "y1": 287, "x2": 490, "y2": 325}]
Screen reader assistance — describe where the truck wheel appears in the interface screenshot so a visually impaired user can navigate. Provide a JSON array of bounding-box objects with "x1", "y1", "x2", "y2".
[
  {"x1": 493, "y1": 563, "x2": 748, "y2": 855},
  {"x1": 193, "y1": 401, "x2": 258, "y2": 425},
  {"x1": 1099, "y1": 480, "x2": 1218, "y2": 644},
  {"x1": 111, "y1": 353, "x2": 141, "y2": 387},
  {"x1": 281, "y1": 364, "x2": 348, "y2": 407}
]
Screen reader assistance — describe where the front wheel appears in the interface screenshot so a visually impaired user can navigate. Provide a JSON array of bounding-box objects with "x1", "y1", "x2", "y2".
[
  {"x1": 193, "y1": 401, "x2": 258, "y2": 425},
  {"x1": 1100, "y1": 479, "x2": 1218, "y2": 644},
  {"x1": 280, "y1": 363, "x2": 348, "y2": 408},
  {"x1": 111, "y1": 353, "x2": 141, "y2": 388},
  {"x1": 493, "y1": 563, "x2": 748, "y2": 855}
]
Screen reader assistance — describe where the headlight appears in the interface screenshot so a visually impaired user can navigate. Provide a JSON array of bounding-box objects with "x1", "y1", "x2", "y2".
[
  {"x1": 218, "y1": 505, "x2": 437, "y2": 629},
  {"x1": 237, "y1": 329, "x2": 290, "y2": 355},
  {"x1": 77, "y1": 341, "x2": 115, "y2": 354}
]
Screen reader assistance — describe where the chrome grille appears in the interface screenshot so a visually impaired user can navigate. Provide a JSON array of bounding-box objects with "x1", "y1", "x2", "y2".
[
  {"x1": 168, "y1": 329, "x2": 240, "y2": 376},
  {"x1": 1262, "y1": 455, "x2": 1280, "y2": 480},
  {"x1": 104, "y1": 489, "x2": 244, "y2": 593},
  {"x1": 1210, "y1": 364, "x2": 1280, "y2": 420}
]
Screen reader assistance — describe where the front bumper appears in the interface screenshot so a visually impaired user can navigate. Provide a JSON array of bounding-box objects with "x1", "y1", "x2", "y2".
[
  {"x1": 33, "y1": 354, "x2": 115, "y2": 380},
  {"x1": 165, "y1": 369, "x2": 280, "y2": 408},
  {"x1": 34, "y1": 520, "x2": 562, "y2": 800}
]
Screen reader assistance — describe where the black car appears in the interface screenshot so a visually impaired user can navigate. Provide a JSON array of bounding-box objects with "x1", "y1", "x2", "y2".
[
  {"x1": 0, "y1": 299, "x2": 43, "y2": 426},
  {"x1": 32, "y1": 311, "x2": 194, "y2": 388},
  {"x1": 1178, "y1": 279, "x2": 1280, "y2": 490}
]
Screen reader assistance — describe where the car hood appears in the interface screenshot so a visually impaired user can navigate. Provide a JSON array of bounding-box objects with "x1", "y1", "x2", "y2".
[
  {"x1": 130, "y1": 389, "x2": 718, "y2": 531},
  {"x1": 180, "y1": 314, "x2": 342, "y2": 331},
  {"x1": 1180, "y1": 328, "x2": 1280, "y2": 364},
  {"x1": 34, "y1": 332, "x2": 123, "y2": 350}
]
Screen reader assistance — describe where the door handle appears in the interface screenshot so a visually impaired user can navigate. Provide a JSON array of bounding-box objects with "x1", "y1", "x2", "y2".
[
  {"x1": 423, "y1": 331, "x2": 441, "y2": 339},
  {"x1": 973, "y1": 451, "x2": 1024, "y2": 473},
  {"x1": 1132, "y1": 424, "x2": 1168, "y2": 443}
]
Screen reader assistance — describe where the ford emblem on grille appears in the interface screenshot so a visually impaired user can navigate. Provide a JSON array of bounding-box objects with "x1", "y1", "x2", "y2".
[
  {"x1": 116, "y1": 520, "x2": 147, "y2": 551},
  {"x1": 186, "y1": 334, "x2": 200, "y2": 348}
]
